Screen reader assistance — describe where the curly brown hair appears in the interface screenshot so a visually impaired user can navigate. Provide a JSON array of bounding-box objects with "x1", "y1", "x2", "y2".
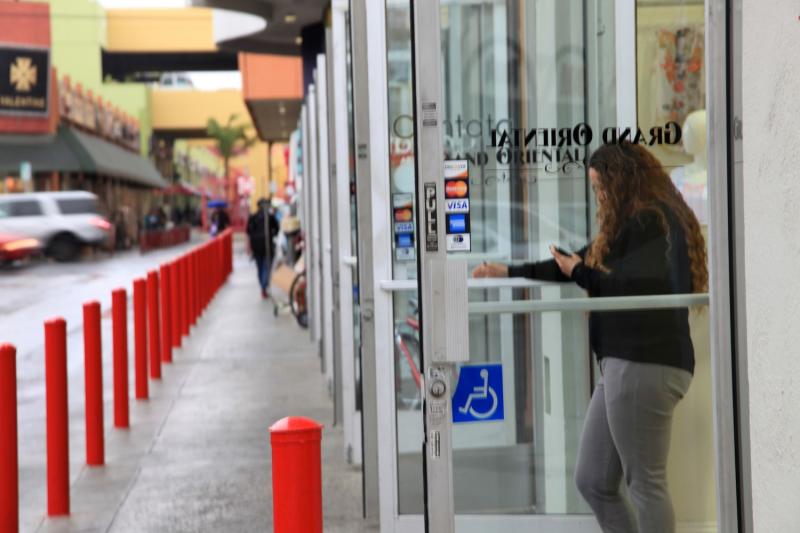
[{"x1": 585, "y1": 142, "x2": 708, "y2": 293}]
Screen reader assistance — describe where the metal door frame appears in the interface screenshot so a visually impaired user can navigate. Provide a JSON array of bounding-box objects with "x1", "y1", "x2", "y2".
[
  {"x1": 350, "y1": 0, "x2": 391, "y2": 522},
  {"x1": 315, "y1": 54, "x2": 335, "y2": 388},
  {"x1": 330, "y1": 0, "x2": 361, "y2": 463},
  {"x1": 306, "y1": 81, "x2": 322, "y2": 351}
]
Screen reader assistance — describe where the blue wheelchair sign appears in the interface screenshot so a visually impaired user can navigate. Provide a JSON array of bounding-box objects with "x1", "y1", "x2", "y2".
[{"x1": 452, "y1": 364, "x2": 504, "y2": 423}]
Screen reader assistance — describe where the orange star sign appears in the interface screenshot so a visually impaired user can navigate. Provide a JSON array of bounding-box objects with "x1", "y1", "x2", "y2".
[{"x1": 10, "y1": 57, "x2": 37, "y2": 92}]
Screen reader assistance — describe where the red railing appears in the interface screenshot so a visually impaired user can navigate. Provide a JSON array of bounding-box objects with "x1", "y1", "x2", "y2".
[{"x1": 138, "y1": 226, "x2": 191, "y2": 254}]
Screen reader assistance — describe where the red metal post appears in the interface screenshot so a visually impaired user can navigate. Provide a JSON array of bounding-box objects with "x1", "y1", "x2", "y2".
[
  {"x1": 175, "y1": 257, "x2": 183, "y2": 336},
  {"x1": 180, "y1": 257, "x2": 189, "y2": 336},
  {"x1": 210, "y1": 241, "x2": 216, "y2": 295},
  {"x1": 209, "y1": 243, "x2": 214, "y2": 301},
  {"x1": 227, "y1": 231, "x2": 233, "y2": 277},
  {"x1": 44, "y1": 318, "x2": 69, "y2": 516},
  {"x1": 159, "y1": 264, "x2": 173, "y2": 362},
  {"x1": 82, "y1": 302, "x2": 104, "y2": 466},
  {"x1": 269, "y1": 417, "x2": 323, "y2": 533},
  {"x1": 133, "y1": 279, "x2": 148, "y2": 400},
  {"x1": 215, "y1": 238, "x2": 222, "y2": 291},
  {"x1": 194, "y1": 251, "x2": 201, "y2": 320},
  {"x1": 210, "y1": 242, "x2": 215, "y2": 294},
  {"x1": 170, "y1": 261, "x2": 181, "y2": 349},
  {"x1": 186, "y1": 253, "x2": 193, "y2": 326},
  {"x1": 221, "y1": 232, "x2": 227, "y2": 280},
  {"x1": 147, "y1": 271, "x2": 162, "y2": 378},
  {"x1": 223, "y1": 232, "x2": 228, "y2": 280},
  {"x1": 189, "y1": 252, "x2": 197, "y2": 326},
  {"x1": 0, "y1": 344, "x2": 18, "y2": 532},
  {"x1": 112, "y1": 289, "x2": 129, "y2": 428},
  {"x1": 190, "y1": 253, "x2": 195, "y2": 324}
]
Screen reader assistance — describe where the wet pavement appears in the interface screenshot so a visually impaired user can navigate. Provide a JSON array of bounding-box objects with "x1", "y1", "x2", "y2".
[{"x1": 5, "y1": 236, "x2": 369, "y2": 532}]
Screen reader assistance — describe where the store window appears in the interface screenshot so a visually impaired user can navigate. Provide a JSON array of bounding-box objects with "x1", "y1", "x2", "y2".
[{"x1": 637, "y1": 0, "x2": 707, "y2": 225}]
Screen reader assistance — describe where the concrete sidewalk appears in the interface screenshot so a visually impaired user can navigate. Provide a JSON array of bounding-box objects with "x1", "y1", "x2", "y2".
[{"x1": 27, "y1": 238, "x2": 370, "y2": 533}]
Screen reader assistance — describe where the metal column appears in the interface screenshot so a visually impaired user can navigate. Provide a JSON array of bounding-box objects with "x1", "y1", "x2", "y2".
[{"x1": 349, "y1": 0, "x2": 382, "y2": 521}]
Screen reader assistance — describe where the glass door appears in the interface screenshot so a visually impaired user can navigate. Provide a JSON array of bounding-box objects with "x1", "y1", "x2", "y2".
[{"x1": 403, "y1": 0, "x2": 720, "y2": 531}]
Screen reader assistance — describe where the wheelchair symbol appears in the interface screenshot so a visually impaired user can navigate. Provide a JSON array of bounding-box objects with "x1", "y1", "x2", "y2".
[{"x1": 457, "y1": 369, "x2": 498, "y2": 419}]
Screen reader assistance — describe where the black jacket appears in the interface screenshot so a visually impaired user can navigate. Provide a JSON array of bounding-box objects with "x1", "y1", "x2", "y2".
[
  {"x1": 246, "y1": 210, "x2": 279, "y2": 257},
  {"x1": 508, "y1": 207, "x2": 695, "y2": 374}
]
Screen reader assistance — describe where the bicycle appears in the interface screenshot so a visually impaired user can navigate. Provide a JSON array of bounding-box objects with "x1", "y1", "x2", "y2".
[
  {"x1": 288, "y1": 260, "x2": 308, "y2": 329},
  {"x1": 394, "y1": 297, "x2": 422, "y2": 410}
]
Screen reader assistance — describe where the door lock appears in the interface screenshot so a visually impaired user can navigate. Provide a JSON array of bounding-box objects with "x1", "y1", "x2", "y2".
[{"x1": 429, "y1": 379, "x2": 446, "y2": 398}]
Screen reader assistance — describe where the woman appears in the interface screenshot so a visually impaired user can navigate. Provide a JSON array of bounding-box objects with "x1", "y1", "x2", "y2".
[{"x1": 474, "y1": 141, "x2": 707, "y2": 533}]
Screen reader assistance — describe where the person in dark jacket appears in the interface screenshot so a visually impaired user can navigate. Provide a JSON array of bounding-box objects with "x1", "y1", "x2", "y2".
[
  {"x1": 474, "y1": 141, "x2": 707, "y2": 533},
  {"x1": 246, "y1": 198, "x2": 279, "y2": 298},
  {"x1": 210, "y1": 207, "x2": 230, "y2": 236}
]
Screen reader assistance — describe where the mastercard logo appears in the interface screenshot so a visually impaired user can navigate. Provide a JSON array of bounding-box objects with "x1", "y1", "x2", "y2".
[
  {"x1": 445, "y1": 180, "x2": 468, "y2": 198},
  {"x1": 394, "y1": 208, "x2": 413, "y2": 222}
]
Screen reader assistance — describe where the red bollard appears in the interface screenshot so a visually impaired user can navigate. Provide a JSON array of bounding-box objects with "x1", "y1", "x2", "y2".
[
  {"x1": 82, "y1": 302, "x2": 104, "y2": 466},
  {"x1": 170, "y1": 261, "x2": 181, "y2": 349},
  {"x1": 180, "y1": 257, "x2": 189, "y2": 337},
  {"x1": 44, "y1": 318, "x2": 69, "y2": 516},
  {"x1": 133, "y1": 279, "x2": 148, "y2": 400},
  {"x1": 112, "y1": 289, "x2": 129, "y2": 428},
  {"x1": 194, "y1": 251, "x2": 201, "y2": 320},
  {"x1": 0, "y1": 344, "x2": 18, "y2": 532},
  {"x1": 159, "y1": 264, "x2": 173, "y2": 362},
  {"x1": 207, "y1": 244, "x2": 214, "y2": 304},
  {"x1": 216, "y1": 238, "x2": 222, "y2": 291},
  {"x1": 269, "y1": 417, "x2": 323, "y2": 533},
  {"x1": 195, "y1": 251, "x2": 202, "y2": 311},
  {"x1": 227, "y1": 232, "x2": 233, "y2": 277},
  {"x1": 188, "y1": 253, "x2": 196, "y2": 326},
  {"x1": 147, "y1": 271, "x2": 162, "y2": 379}
]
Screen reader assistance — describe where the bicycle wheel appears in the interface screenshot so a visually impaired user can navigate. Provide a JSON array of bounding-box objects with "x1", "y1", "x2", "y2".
[{"x1": 289, "y1": 272, "x2": 308, "y2": 329}]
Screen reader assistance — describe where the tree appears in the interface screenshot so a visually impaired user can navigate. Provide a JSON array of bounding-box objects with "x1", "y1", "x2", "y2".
[{"x1": 206, "y1": 114, "x2": 256, "y2": 207}]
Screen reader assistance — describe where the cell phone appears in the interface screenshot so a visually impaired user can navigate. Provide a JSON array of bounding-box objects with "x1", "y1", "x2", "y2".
[{"x1": 552, "y1": 245, "x2": 572, "y2": 256}]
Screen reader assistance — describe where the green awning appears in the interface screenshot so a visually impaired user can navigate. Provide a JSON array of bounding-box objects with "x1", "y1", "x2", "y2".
[
  {"x1": 0, "y1": 126, "x2": 168, "y2": 189},
  {"x1": 0, "y1": 130, "x2": 83, "y2": 174},
  {"x1": 64, "y1": 127, "x2": 168, "y2": 188}
]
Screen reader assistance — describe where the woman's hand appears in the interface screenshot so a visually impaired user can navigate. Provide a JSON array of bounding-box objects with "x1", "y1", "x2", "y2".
[
  {"x1": 472, "y1": 262, "x2": 508, "y2": 278},
  {"x1": 550, "y1": 245, "x2": 582, "y2": 277}
]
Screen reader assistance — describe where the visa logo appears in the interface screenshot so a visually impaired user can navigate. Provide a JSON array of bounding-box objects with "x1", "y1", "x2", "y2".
[
  {"x1": 394, "y1": 222, "x2": 414, "y2": 234},
  {"x1": 445, "y1": 199, "x2": 469, "y2": 213}
]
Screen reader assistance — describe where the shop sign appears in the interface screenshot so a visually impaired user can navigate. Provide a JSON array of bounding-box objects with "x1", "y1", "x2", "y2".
[
  {"x1": 391, "y1": 112, "x2": 684, "y2": 175},
  {"x1": 58, "y1": 77, "x2": 140, "y2": 152},
  {"x1": 423, "y1": 182, "x2": 438, "y2": 252},
  {"x1": 0, "y1": 46, "x2": 49, "y2": 116}
]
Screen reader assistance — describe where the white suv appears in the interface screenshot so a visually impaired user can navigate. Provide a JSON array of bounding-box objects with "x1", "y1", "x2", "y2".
[{"x1": 0, "y1": 191, "x2": 111, "y2": 261}]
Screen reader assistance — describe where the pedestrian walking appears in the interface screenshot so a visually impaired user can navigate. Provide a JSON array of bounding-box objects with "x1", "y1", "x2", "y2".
[
  {"x1": 474, "y1": 141, "x2": 707, "y2": 533},
  {"x1": 210, "y1": 207, "x2": 230, "y2": 236},
  {"x1": 246, "y1": 198, "x2": 279, "y2": 299}
]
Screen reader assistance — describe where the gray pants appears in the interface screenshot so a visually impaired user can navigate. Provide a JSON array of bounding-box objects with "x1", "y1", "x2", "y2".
[{"x1": 575, "y1": 357, "x2": 692, "y2": 533}]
